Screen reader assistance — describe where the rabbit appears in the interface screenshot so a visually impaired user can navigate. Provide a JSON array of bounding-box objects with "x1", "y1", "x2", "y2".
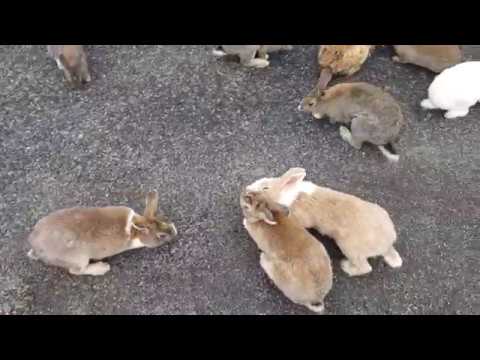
[
  {"x1": 240, "y1": 189, "x2": 333, "y2": 313},
  {"x1": 246, "y1": 168, "x2": 402, "y2": 277},
  {"x1": 392, "y1": 45, "x2": 462, "y2": 73},
  {"x1": 47, "y1": 45, "x2": 91, "y2": 87},
  {"x1": 27, "y1": 190, "x2": 177, "y2": 276},
  {"x1": 421, "y1": 61, "x2": 480, "y2": 119},
  {"x1": 212, "y1": 45, "x2": 293, "y2": 68},
  {"x1": 317, "y1": 45, "x2": 375, "y2": 89},
  {"x1": 299, "y1": 82, "x2": 405, "y2": 162}
]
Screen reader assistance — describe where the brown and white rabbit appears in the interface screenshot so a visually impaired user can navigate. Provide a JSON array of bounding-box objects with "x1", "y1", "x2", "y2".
[
  {"x1": 213, "y1": 45, "x2": 293, "y2": 68},
  {"x1": 27, "y1": 191, "x2": 177, "y2": 276},
  {"x1": 392, "y1": 45, "x2": 462, "y2": 73},
  {"x1": 240, "y1": 189, "x2": 333, "y2": 313},
  {"x1": 246, "y1": 168, "x2": 402, "y2": 277},
  {"x1": 300, "y1": 82, "x2": 405, "y2": 162},
  {"x1": 47, "y1": 45, "x2": 91, "y2": 87},
  {"x1": 317, "y1": 45, "x2": 375, "y2": 89}
]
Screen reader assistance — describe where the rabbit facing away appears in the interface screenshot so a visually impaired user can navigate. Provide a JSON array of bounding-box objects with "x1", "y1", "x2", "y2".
[
  {"x1": 392, "y1": 45, "x2": 462, "y2": 73},
  {"x1": 27, "y1": 191, "x2": 177, "y2": 276},
  {"x1": 317, "y1": 45, "x2": 375, "y2": 89},
  {"x1": 240, "y1": 189, "x2": 332, "y2": 313},
  {"x1": 421, "y1": 61, "x2": 480, "y2": 119},
  {"x1": 246, "y1": 168, "x2": 402, "y2": 277},
  {"x1": 47, "y1": 45, "x2": 91, "y2": 87},
  {"x1": 300, "y1": 82, "x2": 405, "y2": 162},
  {"x1": 213, "y1": 45, "x2": 293, "y2": 68}
]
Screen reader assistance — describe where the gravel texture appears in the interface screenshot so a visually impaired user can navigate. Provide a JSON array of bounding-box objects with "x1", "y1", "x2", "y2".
[{"x1": 0, "y1": 45, "x2": 479, "y2": 314}]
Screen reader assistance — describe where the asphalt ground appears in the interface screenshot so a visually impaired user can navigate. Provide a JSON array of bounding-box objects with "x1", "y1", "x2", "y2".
[{"x1": 0, "y1": 45, "x2": 478, "y2": 314}]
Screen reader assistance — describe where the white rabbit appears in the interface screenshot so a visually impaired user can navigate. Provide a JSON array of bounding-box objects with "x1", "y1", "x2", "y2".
[{"x1": 421, "y1": 61, "x2": 480, "y2": 119}]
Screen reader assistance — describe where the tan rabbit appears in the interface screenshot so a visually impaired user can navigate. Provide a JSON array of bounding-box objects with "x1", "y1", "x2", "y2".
[
  {"x1": 300, "y1": 82, "x2": 405, "y2": 162},
  {"x1": 240, "y1": 189, "x2": 333, "y2": 313},
  {"x1": 47, "y1": 45, "x2": 91, "y2": 87},
  {"x1": 213, "y1": 45, "x2": 293, "y2": 68},
  {"x1": 246, "y1": 168, "x2": 402, "y2": 277},
  {"x1": 317, "y1": 45, "x2": 375, "y2": 89},
  {"x1": 27, "y1": 191, "x2": 177, "y2": 276},
  {"x1": 392, "y1": 45, "x2": 462, "y2": 73}
]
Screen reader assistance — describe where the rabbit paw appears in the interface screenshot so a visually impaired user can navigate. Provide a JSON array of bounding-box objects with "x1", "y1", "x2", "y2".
[
  {"x1": 341, "y1": 259, "x2": 372, "y2": 276},
  {"x1": 383, "y1": 247, "x2": 403, "y2": 268},
  {"x1": 248, "y1": 58, "x2": 270, "y2": 68},
  {"x1": 445, "y1": 109, "x2": 469, "y2": 119},
  {"x1": 421, "y1": 99, "x2": 436, "y2": 110},
  {"x1": 70, "y1": 262, "x2": 111, "y2": 276}
]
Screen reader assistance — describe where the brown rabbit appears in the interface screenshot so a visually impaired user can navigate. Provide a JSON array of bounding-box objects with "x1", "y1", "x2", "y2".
[
  {"x1": 392, "y1": 45, "x2": 462, "y2": 73},
  {"x1": 300, "y1": 82, "x2": 405, "y2": 162},
  {"x1": 27, "y1": 191, "x2": 177, "y2": 276},
  {"x1": 47, "y1": 45, "x2": 91, "y2": 87},
  {"x1": 240, "y1": 189, "x2": 333, "y2": 313},
  {"x1": 246, "y1": 168, "x2": 402, "y2": 277},
  {"x1": 317, "y1": 45, "x2": 375, "y2": 89}
]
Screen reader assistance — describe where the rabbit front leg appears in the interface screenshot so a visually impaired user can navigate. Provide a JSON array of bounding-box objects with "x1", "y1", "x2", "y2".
[
  {"x1": 341, "y1": 258, "x2": 372, "y2": 276},
  {"x1": 444, "y1": 108, "x2": 470, "y2": 119},
  {"x1": 339, "y1": 126, "x2": 363, "y2": 149},
  {"x1": 420, "y1": 98, "x2": 437, "y2": 109},
  {"x1": 239, "y1": 50, "x2": 269, "y2": 68}
]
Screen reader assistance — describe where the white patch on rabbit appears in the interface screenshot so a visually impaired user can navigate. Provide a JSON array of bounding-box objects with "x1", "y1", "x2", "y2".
[
  {"x1": 55, "y1": 58, "x2": 64, "y2": 70},
  {"x1": 299, "y1": 181, "x2": 317, "y2": 195},
  {"x1": 378, "y1": 146, "x2": 400, "y2": 162},
  {"x1": 277, "y1": 181, "x2": 316, "y2": 207},
  {"x1": 306, "y1": 302, "x2": 325, "y2": 314},
  {"x1": 129, "y1": 238, "x2": 145, "y2": 250},
  {"x1": 212, "y1": 49, "x2": 227, "y2": 57},
  {"x1": 277, "y1": 184, "x2": 302, "y2": 207}
]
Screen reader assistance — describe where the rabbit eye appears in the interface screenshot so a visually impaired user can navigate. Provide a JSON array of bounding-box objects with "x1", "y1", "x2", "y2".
[{"x1": 262, "y1": 186, "x2": 270, "y2": 190}]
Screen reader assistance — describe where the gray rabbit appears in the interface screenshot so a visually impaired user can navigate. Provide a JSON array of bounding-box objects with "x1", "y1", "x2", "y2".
[{"x1": 300, "y1": 82, "x2": 405, "y2": 162}]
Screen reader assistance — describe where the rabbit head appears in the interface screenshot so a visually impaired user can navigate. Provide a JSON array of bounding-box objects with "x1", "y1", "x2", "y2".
[
  {"x1": 240, "y1": 189, "x2": 290, "y2": 225},
  {"x1": 300, "y1": 83, "x2": 352, "y2": 119},
  {"x1": 245, "y1": 168, "x2": 307, "y2": 208},
  {"x1": 132, "y1": 191, "x2": 177, "y2": 247}
]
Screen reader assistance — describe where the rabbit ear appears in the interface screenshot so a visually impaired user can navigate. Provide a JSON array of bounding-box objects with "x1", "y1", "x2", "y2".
[
  {"x1": 317, "y1": 68, "x2": 333, "y2": 90},
  {"x1": 279, "y1": 168, "x2": 306, "y2": 188},
  {"x1": 144, "y1": 190, "x2": 159, "y2": 218},
  {"x1": 131, "y1": 222, "x2": 149, "y2": 234},
  {"x1": 243, "y1": 189, "x2": 260, "y2": 205},
  {"x1": 262, "y1": 207, "x2": 277, "y2": 225}
]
